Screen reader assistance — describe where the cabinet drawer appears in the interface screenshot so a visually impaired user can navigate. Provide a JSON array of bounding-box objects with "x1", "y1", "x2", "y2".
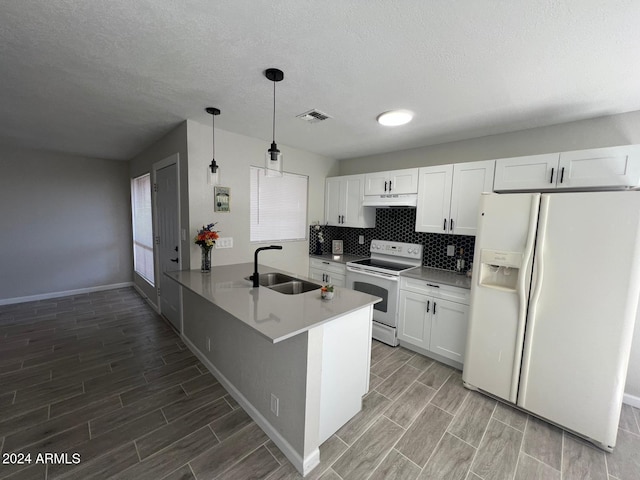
[
  {"x1": 310, "y1": 258, "x2": 346, "y2": 275},
  {"x1": 400, "y1": 277, "x2": 470, "y2": 305}
]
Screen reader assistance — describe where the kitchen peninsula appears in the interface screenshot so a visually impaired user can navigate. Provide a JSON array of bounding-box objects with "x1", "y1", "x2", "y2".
[{"x1": 166, "y1": 263, "x2": 380, "y2": 476}]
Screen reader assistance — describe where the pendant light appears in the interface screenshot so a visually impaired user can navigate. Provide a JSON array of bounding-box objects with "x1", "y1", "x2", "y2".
[
  {"x1": 206, "y1": 107, "x2": 221, "y2": 185},
  {"x1": 264, "y1": 68, "x2": 284, "y2": 177}
]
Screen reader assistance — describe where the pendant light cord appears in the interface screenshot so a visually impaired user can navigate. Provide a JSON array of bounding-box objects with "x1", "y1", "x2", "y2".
[
  {"x1": 212, "y1": 114, "x2": 215, "y2": 157},
  {"x1": 272, "y1": 80, "x2": 276, "y2": 142}
]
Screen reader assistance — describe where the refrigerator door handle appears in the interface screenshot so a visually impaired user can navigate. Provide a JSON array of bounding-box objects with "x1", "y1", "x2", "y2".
[
  {"x1": 508, "y1": 193, "x2": 541, "y2": 402},
  {"x1": 517, "y1": 195, "x2": 550, "y2": 405}
]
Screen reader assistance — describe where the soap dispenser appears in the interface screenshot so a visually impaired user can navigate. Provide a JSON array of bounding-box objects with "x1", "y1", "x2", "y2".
[{"x1": 455, "y1": 248, "x2": 466, "y2": 275}]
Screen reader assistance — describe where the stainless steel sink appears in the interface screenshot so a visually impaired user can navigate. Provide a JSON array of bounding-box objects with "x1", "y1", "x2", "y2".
[
  {"x1": 244, "y1": 272, "x2": 321, "y2": 295},
  {"x1": 244, "y1": 272, "x2": 296, "y2": 287},
  {"x1": 267, "y1": 280, "x2": 322, "y2": 295}
]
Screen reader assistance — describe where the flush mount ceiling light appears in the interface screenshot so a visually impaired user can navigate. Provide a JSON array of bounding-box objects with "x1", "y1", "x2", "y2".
[
  {"x1": 376, "y1": 109, "x2": 414, "y2": 127},
  {"x1": 205, "y1": 107, "x2": 221, "y2": 185},
  {"x1": 264, "y1": 68, "x2": 284, "y2": 177}
]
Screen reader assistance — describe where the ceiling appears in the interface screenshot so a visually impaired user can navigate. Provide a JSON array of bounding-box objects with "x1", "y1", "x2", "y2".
[{"x1": 1, "y1": 1, "x2": 640, "y2": 162}]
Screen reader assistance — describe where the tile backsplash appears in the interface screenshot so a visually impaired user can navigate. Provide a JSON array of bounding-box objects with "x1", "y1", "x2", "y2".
[{"x1": 310, "y1": 208, "x2": 476, "y2": 272}]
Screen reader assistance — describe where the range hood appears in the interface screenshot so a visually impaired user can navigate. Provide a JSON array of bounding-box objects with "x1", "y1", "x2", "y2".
[{"x1": 362, "y1": 193, "x2": 418, "y2": 208}]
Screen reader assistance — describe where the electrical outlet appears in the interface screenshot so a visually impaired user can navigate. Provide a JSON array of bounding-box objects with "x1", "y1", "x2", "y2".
[
  {"x1": 270, "y1": 394, "x2": 279, "y2": 416},
  {"x1": 447, "y1": 245, "x2": 455, "y2": 256},
  {"x1": 358, "y1": 235, "x2": 365, "y2": 245},
  {"x1": 216, "y1": 237, "x2": 233, "y2": 249},
  {"x1": 206, "y1": 336, "x2": 211, "y2": 352}
]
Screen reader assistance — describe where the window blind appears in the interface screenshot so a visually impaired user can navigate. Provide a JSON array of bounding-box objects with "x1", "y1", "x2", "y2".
[
  {"x1": 131, "y1": 174, "x2": 155, "y2": 284},
  {"x1": 250, "y1": 166, "x2": 308, "y2": 242}
]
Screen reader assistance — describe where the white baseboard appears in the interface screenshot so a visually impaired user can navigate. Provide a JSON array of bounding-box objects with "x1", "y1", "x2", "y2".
[
  {"x1": 623, "y1": 393, "x2": 640, "y2": 408},
  {"x1": 132, "y1": 283, "x2": 159, "y2": 313},
  {"x1": 182, "y1": 335, "x2": 320, "y2": 476},
  {"x1": 0, "y1": 282, "x2": 134, "y2": 306}
]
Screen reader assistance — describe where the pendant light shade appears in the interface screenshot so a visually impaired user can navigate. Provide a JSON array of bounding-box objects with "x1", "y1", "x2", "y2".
[
  {"x1": 264, "y1": 68, "x2": 284, "y2": 177},
  {"x1": 206, "y1": 107, "x2": 221, "y2": 185}
]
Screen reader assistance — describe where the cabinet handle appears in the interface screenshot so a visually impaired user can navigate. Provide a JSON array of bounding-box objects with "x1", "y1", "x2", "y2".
[
  {"x1": 450, "y1": 219, "x2": 454, "y2": 232},
  {"x1": 384, "y1": 181, "x2": 387, "y2": 192},
  {"x1": 322, "y1": 261, "x2": 330, "y2": 265},
  {"x1": 426, "y1": 283, "x2": 440, "y2": 288},
  {"x1": 433, "y1": 302, "x2": 437, "y2": 314},
  {"x1": 389, "y1": 180, "x2": 392, "y2": 191},
  {"x1": 341, "y1": 215, "x2": 345, "y2": 224},
  {"x1": 560, "y1": 167, "x2": 565, "y2": 183},
  {"x1": 550, "y1": 167, "x2": 554, "y2": 184},
  {"x1": 426, "y1": 300, "x2": 430, "y2": 313},
  {"x1": 443, "y1": 219, "x2": 447, "y2": 231}
]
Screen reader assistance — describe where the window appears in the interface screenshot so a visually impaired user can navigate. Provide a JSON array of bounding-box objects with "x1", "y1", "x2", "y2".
[
  {"x1": 250, "y1": 166, "x2": 308, "y2": 242},
  {"x1": 131, "y1": 173, "x2": 154, "y2": 284}
]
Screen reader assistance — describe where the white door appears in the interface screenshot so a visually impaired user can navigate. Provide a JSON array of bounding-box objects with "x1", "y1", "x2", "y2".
[
  {"x1": 462, "y1": 193, "x2": 540, "y2": 402},
  {"x1": 325, "y1": 177, "x2": 342, "y2": 226},
  {"x1": 388, "y1": 168, "x2": 419, "y2": 194},
  {"x1": 415, "y1": 165, "x2": 453, "y2": 233},
  {"x1": 430, "y1": 298, "x2": 469, "y2": 363},
  {"x1": 397, "y1": 290, "x2": 431, "y2": 349},
  {"x1": 450, "y1": 160, "x2": 495, "y2": 236},
  {"x1": 557, "y1": 145, "x2": 640, "y2": 189},
  {"x1": 493, "y1": 153, "x2": 560, "y2": 191},
  {"x1": 155, "y1": 161, "x2": 181, "y2": 331},
  {"x1": 364, "y1": 172, "x2": 389, "y2": 195},
  {"x1": 517, "y1": 191, "x2": 640, "y2": 448}
]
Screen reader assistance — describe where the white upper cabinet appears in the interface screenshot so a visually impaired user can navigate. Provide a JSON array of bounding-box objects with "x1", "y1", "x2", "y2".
[
  {"x1": 558, "y1": 145, "x2": 640, "y2": 189},
  {"x1": 325, "y1": 175, "x2": 375, "y2": 228},
  {"x1": 364, "y1": 168, "x2": 419, "y2": 195},
  {"x1": 493, "y1": 153, "x2": 560, "y2": 191},
  {"x1": 494, "y1": 145, "x2": 640, "y2": 191},
  {"x1": 416, "y1": 160, "x2": 495, "y2": 235}
]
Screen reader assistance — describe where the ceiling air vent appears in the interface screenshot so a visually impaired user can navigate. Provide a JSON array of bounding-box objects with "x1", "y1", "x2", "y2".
[{"x1": 296, "y1": 109, "x2": 332, "y2": 123}]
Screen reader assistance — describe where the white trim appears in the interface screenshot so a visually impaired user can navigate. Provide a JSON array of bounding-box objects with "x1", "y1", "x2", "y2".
[
  {"x1": 623, "y1": 393, "x2": 640, "y2": 408},
  {"x1": 132, "y1": 283, "x2": 159, "y2": 313},
  {"x1": 182, "y1": 335, "x2": 320, "y2": 476},
  {"x1": 0, "y1": 282, "x2": 133, "y2": 306}
]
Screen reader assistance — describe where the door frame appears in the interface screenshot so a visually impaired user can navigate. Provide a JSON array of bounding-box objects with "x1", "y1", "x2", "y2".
[{"x1": 152, "y1": 153, "x2": 182, "y2": 330}]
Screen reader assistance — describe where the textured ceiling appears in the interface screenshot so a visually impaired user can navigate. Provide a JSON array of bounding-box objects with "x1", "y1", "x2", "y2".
[{"x1": 1, "y1": 1, "x2": 640, "y2": 161}]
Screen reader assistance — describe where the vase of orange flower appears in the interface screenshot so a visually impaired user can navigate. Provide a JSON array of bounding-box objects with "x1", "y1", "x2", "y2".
[{"x1": 194, "y1": 223, "x2": 219, "y2": 273}]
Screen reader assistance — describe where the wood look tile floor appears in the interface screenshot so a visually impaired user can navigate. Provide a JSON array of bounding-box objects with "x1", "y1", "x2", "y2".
[{"x1": 1, "y1": 288, "x2": 639, "y2": 480}]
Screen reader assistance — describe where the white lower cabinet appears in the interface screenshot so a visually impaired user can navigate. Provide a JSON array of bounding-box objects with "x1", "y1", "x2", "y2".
[
  {"x1": 398, "y1": 277, "x2": 470, "y2": 366},
  {"x1": 309, "y1": 258, "x2": 346, "y2": 287}
]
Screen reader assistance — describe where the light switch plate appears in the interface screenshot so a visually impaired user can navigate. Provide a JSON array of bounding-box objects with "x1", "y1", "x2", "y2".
[
  {"x1": 447, "y1": 245, "x2": 455, "y2": 256},
  {"x1": 358, "y1": 235, "x2": 365, "y2": 245}
]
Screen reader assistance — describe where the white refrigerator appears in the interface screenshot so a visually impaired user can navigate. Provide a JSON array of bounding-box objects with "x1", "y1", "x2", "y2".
[{"x1": 462, "y1": 191, "x2": 640, "y2": 450}]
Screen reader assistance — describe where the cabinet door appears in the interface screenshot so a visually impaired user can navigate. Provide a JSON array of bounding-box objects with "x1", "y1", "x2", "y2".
[
  {"x1": 450, "y1": 160, "x2": 495, "y2": 236},
  {"x1": 558, "y1": 145, "x2": 640, "y2": 189},
  {"x1": 388, "y1": 168, "x2": 419, "y2": 194},
  {"x1": 343, "y1": 176, "x2": 375, "y2": 228},
  {"x1": 398, "y1": 290, "x2": 431, "y2": 349},
  {"x1": 415, "y1": 165, "x2": 453, "y2": 233},
  {"x1": 325, "y1": 177, "x2": 343, "y2": 226},
  {"x1": 309, "y1": 268, "x2": 327, "y2": 284},
  {"x1": 430, "y1": 298, "x2": 469, "y2": 363},
  {"x1": 327, "y1": 273, "x2": 346, "y2": 287},
  {"x1": 364, "y1": 172, "x2": 389, "y2": 195},
  {"x1": 493, "y1": 154, "x2": 560, "y2": 191}
]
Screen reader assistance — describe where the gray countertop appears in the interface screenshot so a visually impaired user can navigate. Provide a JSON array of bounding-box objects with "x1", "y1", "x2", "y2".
[
  {"x1": 166, "y1": 263, "x2": 380, "y2": 344},
  {"x1": 401, "y1": 266, "x2": 472, "y2": 289}
]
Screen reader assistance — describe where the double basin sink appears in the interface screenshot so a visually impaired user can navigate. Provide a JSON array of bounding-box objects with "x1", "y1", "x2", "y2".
[{"x1": 245, "y1": 272, "x2": 321, "y2": 295}]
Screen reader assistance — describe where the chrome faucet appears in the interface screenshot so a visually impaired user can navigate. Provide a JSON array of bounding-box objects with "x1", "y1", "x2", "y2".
[{"x1": 251, "y1": 245, "x2": 283, "y2": 287}]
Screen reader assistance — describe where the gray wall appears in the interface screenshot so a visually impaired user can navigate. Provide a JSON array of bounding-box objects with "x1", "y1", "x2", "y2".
[
  {"x1": 129, "y1": 121, "x2": 189, "y2": 305},
  {"x1": 339, "y1": 110, "x2": 640, "y2": 174},
  {"x1": 0, "y1": 144, "x2": 132, "y2": 301}
]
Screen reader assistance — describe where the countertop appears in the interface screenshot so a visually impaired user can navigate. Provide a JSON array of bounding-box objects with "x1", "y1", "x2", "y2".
[
  {"x1": 166, "y1": 263, "x2": 381, "y2": 344},
  {"x1": 400, "y1": 266, "x2": 472, "y2": 289},
  {"x1": 309, "y1": 253, "x2": 367, "y2": 264}
]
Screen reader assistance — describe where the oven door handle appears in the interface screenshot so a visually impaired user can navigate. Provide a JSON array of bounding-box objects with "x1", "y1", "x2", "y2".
[{"x1": 346, "y1": 266, "x2": 400, "y2": 281}]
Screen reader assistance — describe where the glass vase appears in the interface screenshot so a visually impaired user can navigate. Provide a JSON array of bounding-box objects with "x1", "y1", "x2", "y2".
[{"x1": 201, "y1": 247, "x2": 212, "y2": 273}]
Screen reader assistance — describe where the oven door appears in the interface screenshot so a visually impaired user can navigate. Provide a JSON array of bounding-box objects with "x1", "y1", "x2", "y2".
[{"x1": 346, "y1": 266, "x2": 399, "y2": 328}]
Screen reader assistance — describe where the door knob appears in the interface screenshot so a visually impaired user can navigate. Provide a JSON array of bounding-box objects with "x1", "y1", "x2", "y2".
[
  {"x1": 174, "y1": 246, "x2": 179, "y2": 252},
  {"x1": 170, "y1": 257, "x2": 179, "y2": 263}
]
